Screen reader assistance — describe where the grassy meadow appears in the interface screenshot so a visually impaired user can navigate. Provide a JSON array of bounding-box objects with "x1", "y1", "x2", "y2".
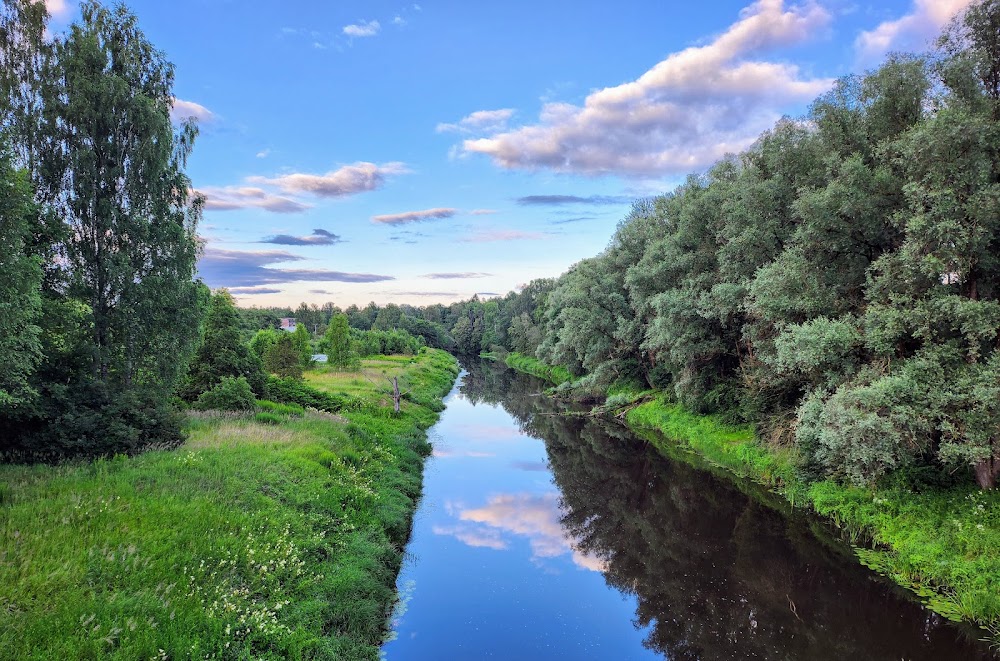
[{"x1": 0, "y1": 349, "x2": 458, "y2": 660}]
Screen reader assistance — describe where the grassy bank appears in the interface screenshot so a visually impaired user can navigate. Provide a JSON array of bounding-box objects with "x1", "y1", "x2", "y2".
[
  {"x1": 503, "y1": 352, "x2": 572, "y2": 385},
  {"x1": 498, "y1": 354, "x2": 1000, "y2": 644},
  {"x1": 626, "y1": 396, "x2": 1000, "y2": 643},
  {"x1": 0, "y1": 349, "x2": 459, "y2": 660}
]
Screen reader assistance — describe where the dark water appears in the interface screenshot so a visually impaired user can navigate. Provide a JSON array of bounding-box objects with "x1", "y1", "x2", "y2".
[{"x1": 383, "y1": 361, "x2": 996, "y2": 660}]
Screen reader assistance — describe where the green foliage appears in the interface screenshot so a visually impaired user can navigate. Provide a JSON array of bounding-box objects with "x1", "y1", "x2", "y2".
[
  {"x1": 291, "y1": 322, "x2": 313, "y2": 366},
  {"x1": 266, "y1": 375, "x2": 351, "y2": 413},
  {"x1": 248, "y1": 328, "x2": 281, "y2": 361},
  {"x1": 323, "y1": 313, "x2": 358, "y2": 368},
  {"x1": 194, "y1": 376, "x2": 257, "y2": 412},
  {"x1": 183, "y1": 290, "x2": 266, "y2": 399},
  {"x1": 352, "y1": 327, "x2": 424, "y2": 357},
  {"x1": 264, "y1": 332, "x2": 304, "y2": 380},
  {"x1": 504, "y1": 352, "x2": 572, "y2": 385},
  {"x1": 0, "y1": 146, "x2": 41, "y2": 410},
  {"x1": 255, "y1": 399, "x2": 305, "y2": 417}
]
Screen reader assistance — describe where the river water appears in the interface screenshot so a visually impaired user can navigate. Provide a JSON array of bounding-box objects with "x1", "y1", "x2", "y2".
[{"x1": 382, "y1": 361, "x2": 995, "y2": 660}]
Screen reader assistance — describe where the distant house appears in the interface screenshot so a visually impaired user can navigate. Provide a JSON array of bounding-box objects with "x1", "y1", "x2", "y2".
[{"x1": 280, "y1": 317, "x2": 297, "y2": 331}]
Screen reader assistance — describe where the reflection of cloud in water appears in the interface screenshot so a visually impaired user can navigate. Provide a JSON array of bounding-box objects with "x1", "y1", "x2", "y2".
[
  {"x1": 432, "y1": 524, "x2": 507, "y2": 550},
  {"x1": 431, "y1": 448, "x2": 496, "y2": 458},
  {"x1": 510, "y1": 460, "x2": 548, "y2": 472},
  {"x1": 452, "y1": 423, "x2": 525, "y2": 441},
  {"x1": 457, "y1": 493, "x2": 607, "y2": 572}
]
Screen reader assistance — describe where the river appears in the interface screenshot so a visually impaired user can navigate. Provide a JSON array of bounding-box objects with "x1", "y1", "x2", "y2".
[{"x1": 382, "y1": 360, "x2": 995, "y2": 660}]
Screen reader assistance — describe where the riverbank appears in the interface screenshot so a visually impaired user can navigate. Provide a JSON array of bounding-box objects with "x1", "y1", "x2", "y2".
[
  {"x1": 502, "y1": 354, "x2": 1000, "y2": 646},
  {"x1": 0, "y1": 349, "x2": 459, "y2": 660}
]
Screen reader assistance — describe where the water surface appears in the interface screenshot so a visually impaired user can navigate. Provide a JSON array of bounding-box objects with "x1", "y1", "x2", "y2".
[{"x1": 384, "y1": 361, "x2": 995, "y2": 660}]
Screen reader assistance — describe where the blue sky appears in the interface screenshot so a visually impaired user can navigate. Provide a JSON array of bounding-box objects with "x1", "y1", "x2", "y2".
[{"x1": 45, "y1": 0, "x2": 975, "y2": 307}]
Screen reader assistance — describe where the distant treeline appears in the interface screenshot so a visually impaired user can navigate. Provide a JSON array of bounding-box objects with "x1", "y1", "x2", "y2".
[{"x1": 452, "y1": 3, "x2": 1000, "y2": 490}]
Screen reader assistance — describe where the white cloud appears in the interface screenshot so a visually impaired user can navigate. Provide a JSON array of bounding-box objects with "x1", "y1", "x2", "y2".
[
  {"x1": 371, "y1": 207, "x2": 457, "y2": 225},
  {"x1": 855, "y1": 0, "x2": 973, "y2": 62},
  {"x1": 436, "y1": 108, "x2": 516, "y2": 134},
  {"x1": 196, "y1": 186, "x2": 311, "y2": 213},
  {"x1": 44, "y1": 0, "x2": 69, "y2": 17},
  {"x1": 393, "y1": 15, "x2": 406, "y2": 26},
  {"x1": 255, "y1": 149, "x2": 270, "y2": 159},
  {"x1": 460, "y1": 0, "x2": 833, "y2": 177},
  {"x1": 343, "y1": 19, "x2": 380, "y2": 38},
  {"x1": 170, "y1": 98, "x2": 214, "y2": 124},
  {"x1": 250, "y1": 162, "x2": 408, "y2": 198}
]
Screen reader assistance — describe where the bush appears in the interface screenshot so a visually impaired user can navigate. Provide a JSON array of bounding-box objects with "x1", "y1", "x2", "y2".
[
  {"x1": 195, "y1": 376, "x2": 257, "y2": 412},
  {"x1": 256, "y1": 399, "x2": 304, "y2": 417},
  {"x1": 266, "y1": 375, "x2": 353, "y2": 413},
  {"x1": 254, "y1": 411, "x2": 284, "y2": 425}
]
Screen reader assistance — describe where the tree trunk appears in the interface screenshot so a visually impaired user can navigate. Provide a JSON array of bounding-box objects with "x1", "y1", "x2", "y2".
[
  {"x1": 974, "y1": 453, "x2": 1000, "y2": 490},
  {"x1": 392, "y1": 376, "x2": 401, "y2": 414}
]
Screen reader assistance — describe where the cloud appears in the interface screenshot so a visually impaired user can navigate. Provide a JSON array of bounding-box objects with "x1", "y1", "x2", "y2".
[
  {"x1": 250, "y1": 162, "x2": 408, "y2": 198},
  {"x1": 197, "y1": 186, "x2": 311, "y2": 213},
  {"x1": 422, "y1": 272, "x2": 492, "y2": 279},
  {"x1": 460, "y1": 0, "x2": 833, "y2": 177},
  {"x1": 469, "y1": 209, "x2": 499, "y2": 215},
  {"x1": 476, "y1": 292, "x2": 501, "y2": 297},
  {"x1": 308, "y1": 289, "x2": 335, "y2": 295},
  {"x1": 343, "y1": 19, "x2": 380, "y2": 37},
  {"x1": 227, "y1": 286, "x2": 282, "y2": 295},
  {"x1": 516, "y1": 194, "x2": 631, "y2": 206},
  {"x1": 550, "y1": 216, "x2": 596, "y2": 225},
  {"x1": 437, "y1": 108, "x2": 516, "y2": 134},
  {"x1": 462, "y1": 230, "x2": 548, "y2": 243},
  {"x1": 855, "y1": 0, "x2": 973, "y2": 61},
  {"x1": 170, "y1": 98, "x2": 214, "y2": 124},
  {"x1": 260, "y1": 229, "x2": 344, "y2": 246},
  {"x1": 432, "y1": 525, "x2": 507, "y2": 550},
  {"x1": 458, "y1": 493, "x2": 606, "y2": 571},
  {"x1": 198, "y1": 248, "x2": 394, "y2": 288},
  {"x1": 371, "y1": 207, "x2": 457, "y2": 225},
  {"x1": 44, "y1": 0, "x2": 69, "y2": 17},
  {"x1": 256, "y1": 149, "x2": 270, "y2": 159},
  {"x1": 393, "y1": 15, "x2": 406, "y2": 26}
]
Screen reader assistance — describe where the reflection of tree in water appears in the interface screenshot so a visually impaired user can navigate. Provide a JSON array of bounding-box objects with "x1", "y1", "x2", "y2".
[{"x1": 461, "y1": 360, "x2": 995, "y2": 661}]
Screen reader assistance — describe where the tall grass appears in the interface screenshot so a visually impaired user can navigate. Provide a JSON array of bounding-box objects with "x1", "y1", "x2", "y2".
[
  {"x1": 504, "y1": 352, "x2": 572, "y2": 385},
  {"x1": 0, "y1": 349, "x2": 459, "y2": 660}
]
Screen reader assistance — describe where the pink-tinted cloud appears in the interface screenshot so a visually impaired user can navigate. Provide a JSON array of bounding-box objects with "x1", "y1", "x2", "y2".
[
  {"x1": 371, "y1": 207, "x2": 457, "y2": 225},
  {"x1": 432, "y1": 525, "x2": 507, "y2": 550},
  {"x1": 461, "y1": 0, "x2": 832, "y2": 177},
  {"x1": 250, "y1": 162, "x2": 408, "y2": 198},
  {"x1": 44, "y1": 0, "x2": 68, "y2": 17},
  {"x1": 197, "y1": 186, "x2": 311, "y2": 213},
  {"x1": 855, "y1": 0, "x2": 973, "y2": 62}
]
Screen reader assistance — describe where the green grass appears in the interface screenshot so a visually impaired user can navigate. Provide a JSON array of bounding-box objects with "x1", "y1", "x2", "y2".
[
  {"x1": 0, "y1": 349, "x2": 459, "y2": 660},
  {"x1": 625, "y1": 396, "x2": 1000, "y2": 644},
  {"x1": 503, "y1": 352, "x2": 573, "y2": 385}
]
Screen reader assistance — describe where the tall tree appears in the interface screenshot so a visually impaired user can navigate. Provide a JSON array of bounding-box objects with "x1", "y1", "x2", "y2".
[
  {"x1": 182, "y1": 290, "x2": 266, "y2": 399},
  {"x1": 322, "y1": 312, "x2": 357, "y2": 369},
  {"x1": 36, "y1": 1, "x2": 203, "y2": 389}
]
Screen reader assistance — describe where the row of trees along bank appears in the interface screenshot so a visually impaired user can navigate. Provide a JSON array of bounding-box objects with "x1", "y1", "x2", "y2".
[{"x1": 453, "y1": 1, "x2": 1000, "y2": 491}]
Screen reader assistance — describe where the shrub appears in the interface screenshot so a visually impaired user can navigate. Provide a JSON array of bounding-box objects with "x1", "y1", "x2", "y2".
[
  {"x1": 256, "y1": 399, "x2": 304, "y2": 417},
  {"x1": 195, "y1": 376, "x2": 257, "y2": 412},
  {"x1": 254, "y1": 411, "x2": 284, "y2": 425},
  {"x1": 266, "y1": 375, "x2": 353, "y2": 413}
]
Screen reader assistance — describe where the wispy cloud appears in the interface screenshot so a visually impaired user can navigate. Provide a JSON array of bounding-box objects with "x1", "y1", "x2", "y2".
[
  {"x1": 372, "y1": 207, "x2": 457, "y2": 225},
  {"x1": 170, "y1": 98, "x2": 214, "y2": 124},
  {"x1": 437, "y1": 109, "x2": 516, "y2": 134},
  {"x1": 432, "y1": 524, "x2": 507, "y2": 550},
  {"x1": 469, "y1": 208, "x2": 499, "y2": 215},
  {"x1": 461, "y1": 0, "x2": 832, "y2": 177},
  {"x1": 550, "y1": 216, "x2": 596, "y2": 225},
  {"x1": 855, "y1": 0, "x2": 972, "y2": 62},
  {"x1": 391, "y1": 291, "x2": 461, "y2": 298},
  {"x1": 44, "y1": 0, "x2": 69, "y2": 18},
  {"x1": 462, "y1": 230, "x2": 548, "y2": 243},
  {"x1": 259, "y1": 229, "x2": 343, "y2": 246},
  {"x1": 228, "y1": 286, "x2": 282, "y2": 295},
  {"x1": 517, "y1": 194, "x2": 631, "y2": 206},
  {"x1": 256, "y1": 149, "x2": 270, "y2": 159},
  {"x1": 422, "y1": 272, "x2": 492, "y2": 279},
  {"x1": 250, "y1": 162, "x2": 408, "y2": 198},
  {"x1": 197, "y1": 186, "x2": 311, "y2": 213},
  {"x1": 343, "y1": 19, "x2": 380, "y2": 38},
  {"x1": 198, "y1": 248, "x2": 394, "y2": 287}
]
